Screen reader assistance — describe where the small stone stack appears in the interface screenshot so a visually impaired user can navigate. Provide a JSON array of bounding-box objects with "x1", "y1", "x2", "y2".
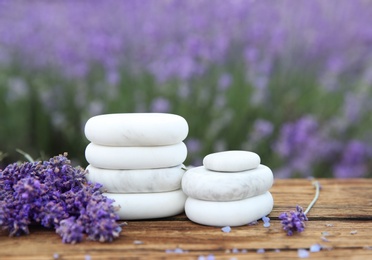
[
  {"x1": 84, "y1": 113, "x2": 189, "y2": 220},
  {"x1": 182, "y1": 150, "x2": 274, "y2": 226}
]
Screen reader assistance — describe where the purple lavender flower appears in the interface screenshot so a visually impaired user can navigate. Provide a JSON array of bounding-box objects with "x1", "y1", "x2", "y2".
[
  {"x1": 279, "y1": 205, "x2": 308, "y2": 236},
  {"x1": 333, "y1": 140, "x2": 371, "y2": 178},
  {"x1": 247, "y1": 119, "x2": 274, "y2": 147},
  {"x1": 150, "y1": 97, "x2": 171, "y2": 113},
  {"x1": 0, "y1": 153, "x2": 122, "y2": 243},
  {"x1": 273, "y1": 116, "x2": 333, "y2": 177},
  {"x1": 56, "y1": 217, "x2": 84, "y2": 244},
  {"x1": 217, "y1": 73, "x2": 232, "y2": 91}
]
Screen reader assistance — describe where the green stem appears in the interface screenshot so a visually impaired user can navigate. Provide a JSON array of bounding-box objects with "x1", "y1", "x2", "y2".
[
  {"x1": 304, "y1": 181, "x2": 320, "y2": 215},
  {"x1": 16, "y1": 149, "x2": 35, "y2": 163}
]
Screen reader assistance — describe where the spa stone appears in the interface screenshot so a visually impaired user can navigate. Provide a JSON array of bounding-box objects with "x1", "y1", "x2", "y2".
[
  {"x1": 84, "y1": 113, "x2": 188, "y2": 146},
  {"x1": 203, "y1": 150, "x2": 260, "y2": 172},
  {"x1": 85, "y1": 142, "x2": 187, "y2": 169},
  {"x1": 104, "y1": 189, "x2": 187, "y2": 220},
  {"x1": 185, "y1": 191, "x2": 274, "y2": 227},
  {"x1": 86, "y1": 164, "x2": 186, "y2": 193},
  {"x1": 182, "y1": 164, "x2": 273, "y2": 201}
]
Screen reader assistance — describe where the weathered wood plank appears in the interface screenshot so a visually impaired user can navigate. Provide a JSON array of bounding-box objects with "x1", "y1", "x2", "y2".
[
  {"x1": 271, "y1": 179, "x2": 372, "y2": 219},
  {"x1": 1, "y1": 220, "x2": 372, "y2": 259},
  {"x1": 1, "y1": 179, "x2": 372, "y2": 259}
]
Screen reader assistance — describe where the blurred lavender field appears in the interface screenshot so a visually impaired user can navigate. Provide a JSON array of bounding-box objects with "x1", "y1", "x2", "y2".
[{"x1": 1, "y1": 0, "x2": 372, "y2": 177}]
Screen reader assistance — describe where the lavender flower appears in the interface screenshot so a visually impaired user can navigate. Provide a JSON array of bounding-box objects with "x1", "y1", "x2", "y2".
[
  {"x1": 0, "y1": 153, "x2": 122, "y2": 243},
  {"x1": 150, "y1": 97, "x2": 171, "y2": 113},
  {"x1": 333, "y1": 140, "x2": 371, "y2": 178},
  {"x1": 279, "y1": 205, "x2": 308, "y2": 236},
  {"x1": 56, "y1": 217, "x2": 84, "y2": 244},
  {"x1": 279, "y1": 181, "x2": 320, "y2": 236}
]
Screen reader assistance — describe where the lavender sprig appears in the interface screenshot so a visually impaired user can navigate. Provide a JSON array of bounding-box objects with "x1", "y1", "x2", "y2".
[
  {"x1": 0, "y1": 153, "x2": 122, "y2": 243},
  {"x1": 279, "y1": 181, "x2": 320, "y2": 236}
]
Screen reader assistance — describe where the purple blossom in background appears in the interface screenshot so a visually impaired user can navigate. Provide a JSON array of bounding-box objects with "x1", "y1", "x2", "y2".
[
  {"x1": 342, "y1": 92, "x2": 367, "y2": 124},
  {"x1": 249, "y1": 119, "x2": 274, "y2": 144},
  {"x1": 0, "y1": 1, "x2": 372, "y2": 177},
  {"x1": 218, "y1": 73, "x2": 232, "y2": 91},
  {"x1": 333, "y1": 140, "x2": 371, "y2": 178},
  {"x1": 0, "y1": 0, "x2": 371, "y2": 84},
  {"x1": 150, "y1": 97, "x2": 171, "y2": 113},
  {"x1": 274, "y1": 116, "x2": 324, "y2": 177},
  {"x1": 186, "y1": 138, "x2": 202, "y2": 154},
  {"x1": 5, "y1": 77, "x2": 28, "y2": 102}
]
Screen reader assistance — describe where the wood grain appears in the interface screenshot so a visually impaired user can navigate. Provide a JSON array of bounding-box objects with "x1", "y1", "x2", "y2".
[{"x1": 1, "y1": 179, "x2": 372, "y2": 259}]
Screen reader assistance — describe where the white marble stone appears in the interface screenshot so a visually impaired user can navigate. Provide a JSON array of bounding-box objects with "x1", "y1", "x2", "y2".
[
  {"x1": 86, "y1": 164, "x2": 186, "y2": 193},
  {"x1": 85, "y1": 142, "x2": 187, "y2": 169},
  {"x1": 203, "y1": 150, "x2": 260, "y2": 172},
  {"x1": 185, "y1": 191, "x2": 274, "y2": 227},
  {"x1": 104, "y1": 189, "x2": 187, "y2": 220},
  {"x1": 182, "y1": 165, "x2": 273, "y2": 201},
  {"x1": 84, "y1": 113, "x2": 188, "y2": 146}
]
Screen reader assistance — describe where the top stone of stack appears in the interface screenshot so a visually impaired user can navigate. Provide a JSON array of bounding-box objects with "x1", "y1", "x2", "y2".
[
  {"x1": 203, "y1": 150, "x2": 260, "y2": 172},
  {"x1": 84, "y1": 113, "x2": 189, "y2": 146}
]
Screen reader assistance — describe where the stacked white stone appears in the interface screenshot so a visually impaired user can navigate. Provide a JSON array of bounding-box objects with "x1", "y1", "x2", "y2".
[
  {"x1": 84, "y1": 113, "x2": 189, "y2": 220},
  {"x1": 182, "y1": 151, "x2": 274, "y2": 227}
]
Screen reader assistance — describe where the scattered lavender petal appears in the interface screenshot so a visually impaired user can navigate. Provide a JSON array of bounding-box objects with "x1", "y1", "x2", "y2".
[
  {"x1": 274, "y1": 249, "x2": 281, "y2": 253},
  {"x1": 321, "y1": 236, "x2": 330, "y2": 242},
  {"x1": 298, "y1": 249, "x2": 310, "y2": 258},
  {"x1": 241, "y1": 249, "x2": 248, "y2": 253},
  {"x1": 310, "y1": 244, "x2": 322, "y2": 252},
  {"x1": 207, "y1": 254, "x2": 215, "y2": 260},
  {"x1": 221, "y1": 226, "x2": 231, "y2": 233},
  {"x1": 197, "y1": 256, "x2": 206, "y2": 260},
  {"x1": 85, "y1": 255, "x2": 91, "y2": 260},
  {"x1": 257, "y1": 248, "x2": 265, "y2": 254},
  {"x1": 232, "y1": 248, "x2": 239, "y2": 253},
  {"x1": 174, "y1": 248, "x2": 184, "y2": 254},
  {"x1": 53, "y1": 253, "x2": 59, "y2": 259},
  {"x1": 262, "y1": 216, "x2": 271, "y2": 228}
]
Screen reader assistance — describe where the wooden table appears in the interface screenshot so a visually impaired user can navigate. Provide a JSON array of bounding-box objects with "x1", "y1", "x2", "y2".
[{"x1": 1, "y1": 179, "x2": 372, "y2": 259}]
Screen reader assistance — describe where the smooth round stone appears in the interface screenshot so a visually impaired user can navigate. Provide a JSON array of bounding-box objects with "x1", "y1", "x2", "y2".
[
  {"x1": 182, "y1": 165, "x2": 273, "y2": 201},
  {"x1": 203, "y1": 150, "x2": 260, "y2": 172},
  {"x1": 104, "y1": 189, "x2": 187, "y2": 220},
  {"x1": 85, "y1": 142, "x2": 187, "y2": 169},
  {"x1": 185, "y1": 191, "x2": 274, "y2": 227},
  {"x1": 86, "y1": 164, "x2": 185, "y2": 193},
  {"x1": 84, "y1": 113, "x2": 188, "y2": 146}
]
